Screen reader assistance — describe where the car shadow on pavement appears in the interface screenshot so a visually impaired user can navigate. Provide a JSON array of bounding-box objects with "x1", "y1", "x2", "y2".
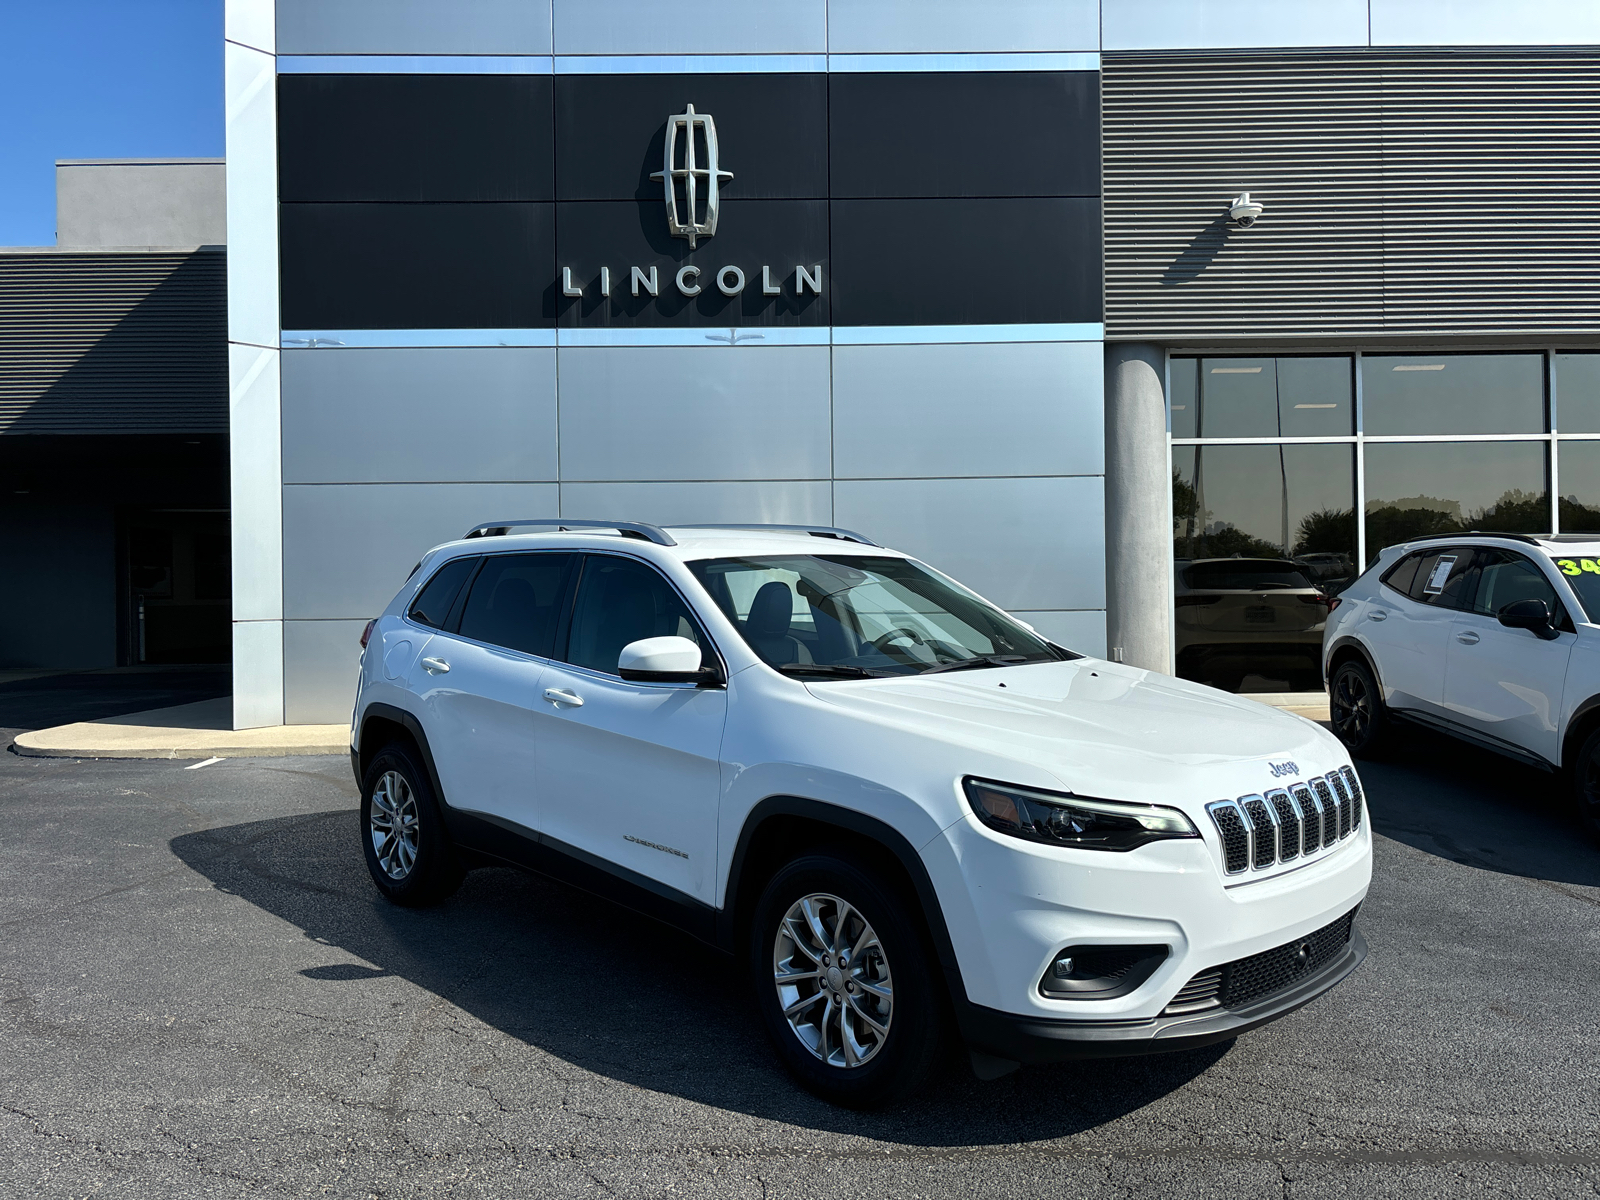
[
  {"x1": 1358, "y1": 724, "x2": 1600, "y2": 888},
  {"x1": 170, "y1": 809, "x2": 1230, "y2": 1144}
]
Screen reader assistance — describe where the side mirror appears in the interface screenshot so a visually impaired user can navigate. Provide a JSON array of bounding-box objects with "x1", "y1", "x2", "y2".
[
  {"x1": 618, "y1": 636, "x2": 720, "y2": 684},
  {"x1": 1497, "y1": 598, "x2": 1560, "y2": 641}
]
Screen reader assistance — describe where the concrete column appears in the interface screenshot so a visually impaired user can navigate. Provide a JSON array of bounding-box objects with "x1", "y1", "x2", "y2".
[{"x1": 1104, "y1": 343, "x2": 1173, "y2": 674}]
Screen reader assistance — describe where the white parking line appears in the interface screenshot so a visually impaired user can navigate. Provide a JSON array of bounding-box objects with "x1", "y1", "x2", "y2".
[{"x1": 184, "y1": 757, "x2": 223, "y2": 770}]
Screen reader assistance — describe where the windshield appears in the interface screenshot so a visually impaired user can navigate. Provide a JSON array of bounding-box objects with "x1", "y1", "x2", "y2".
[
  {"x1": 687, "y1": 554, "x2": 1070, "y2": 677},
  {"x1": 1549, "y1": 553, "x2": 1600, "y2": 621}
]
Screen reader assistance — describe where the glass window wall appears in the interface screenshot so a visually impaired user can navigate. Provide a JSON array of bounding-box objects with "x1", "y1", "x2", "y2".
[{"x1": 1168, "y1": 350, "x2": 1581, "y2": 694}]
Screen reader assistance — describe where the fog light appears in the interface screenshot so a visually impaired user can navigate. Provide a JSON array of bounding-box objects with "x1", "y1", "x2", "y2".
[{"x1": 1039, "y1": 945, "x2": 1169, "y2": 1000}]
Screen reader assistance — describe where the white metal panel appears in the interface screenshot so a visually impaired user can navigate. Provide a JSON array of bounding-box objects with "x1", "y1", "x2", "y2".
[
  {"x1": 1102, "y1": 0, "x2": 1369, "y2": 51},
  {"x1": 1010, "y1": 609, "x2": 1108, "y2": 658},
  {"x1": 284, "y1": 619, "x2": 367, "y2": 724},
  {"x1": 558, "y1": 480, "x2": 832, "y2": 527},
  {"x1": 225, "y1": 0, "x2": 275, "y2": 54},
  {"x1": 1371, "y1": 0, "x2": 1600, "y2": 46},
  {"x1": 281, "y1": 347, "x2": 558, "y2": 484},
  {"x1": 832, "y1": 341, "x2": 1104, "y2": 479},
  {"x1": 557, "y1": 346, "x2": 831, "y2": 482},
  {"x1": 282, "y1": 482, "x2": 559, "y2": 619},
  {"x1": 553, "y1": 0, "x2": 825, "y2": 55},
  {"x1": 834, "y1": 476, "x2": 1106, "y2": 611},
  {"x1": 826, "y1": 0, "x2": 1098, "y2": 53},
  {"x1": 277, "y1": 0, "x2": 553, "y2": 55},
  {"x1": 234, "y1": 619, "x2": 284, "y2": 729},
  {"x1": 230, "y1": 343, "x2": 282, "y2": 621},
  {"x1": 224, "y1": 42, "x2": 277, "y2": 349}
]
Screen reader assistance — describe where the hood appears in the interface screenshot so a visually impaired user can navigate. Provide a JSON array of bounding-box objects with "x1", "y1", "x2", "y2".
[{"x1": 804, "y1": 658, "x2": 1343, "y2": 808}]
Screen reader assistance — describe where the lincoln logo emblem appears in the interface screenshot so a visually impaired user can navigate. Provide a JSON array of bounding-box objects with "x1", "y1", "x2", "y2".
[{"x1": 650, "y1": 103, "x2": 733, "y2": 248}]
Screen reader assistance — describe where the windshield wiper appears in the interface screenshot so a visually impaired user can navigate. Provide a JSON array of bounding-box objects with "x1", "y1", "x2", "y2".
[
  {"x1": 773, "y1": 663, "x2": 887, "y2": 679},
  {"x1": 918, "y1": 654, "x2": 1033, "y2": 675}
]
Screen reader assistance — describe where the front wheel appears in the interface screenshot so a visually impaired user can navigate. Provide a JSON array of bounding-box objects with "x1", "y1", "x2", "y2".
[
  {"x1": 1569, "y1": 727, "x2": 1600, "y2": 844},
  {"x1": 749, "y1": 853, "x2": 945, "y2": 1108},
  {"x1": 1329, "y1": 658, "x2": 1390, "y2": 758}
]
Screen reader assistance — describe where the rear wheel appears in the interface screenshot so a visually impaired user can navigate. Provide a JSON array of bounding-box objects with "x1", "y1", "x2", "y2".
[
  {"x1": 360, "y1": 742, "x2": 464, "y2": 906},
  {"x1": 1330, "y1": 658, "x2": 1390, "y2": 758},
  {"x1": 749, "y1": 853, "x2": 945, "y2": 1108},
  {"x1": 1570, "y1": 727, "x2": 1600, "y2": 843}
]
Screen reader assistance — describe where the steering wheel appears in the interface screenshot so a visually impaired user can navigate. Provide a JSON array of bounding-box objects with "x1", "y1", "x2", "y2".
[{"x1": 869, "y1": 626, "x2": 928, "y2": 654}]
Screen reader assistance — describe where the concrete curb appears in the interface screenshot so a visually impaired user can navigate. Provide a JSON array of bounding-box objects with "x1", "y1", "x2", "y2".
[{"x1": 11, "y1": 698, "x2": 347, "y2": 761}]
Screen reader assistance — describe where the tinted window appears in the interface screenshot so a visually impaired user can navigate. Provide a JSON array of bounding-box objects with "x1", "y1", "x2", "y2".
[
  {"x1": 1182, "y1": 560, "x2": 1314, "y2": 591},
  {"x1": 407, "y1": 557, "x2": 478, "y2": 628},
  {"x1": 457, "y1": 553, "x2": 575, "y2": 656},
  {"x1": 1363, "y1": 441, "x2": 1549, "y2": 564},
  {"x1": 1381, "y1": 552, "x2": 1423, "y2": 597},
  {"x1": 564, "y1": 556, "x2": 705, "y2": 675},
  {"x1": 1548, "y1": 554, "x2": 1600, "y2": 622},
  {"x1": 1472, "y1": 551, "x2": 1559, "y2": 618},
  {"x1": 1407, "y1": 550, "x2": 1477, "y2": 609},
  {"x1": 1361, "y1": 353, "x2": 1544, "y2": 436}
]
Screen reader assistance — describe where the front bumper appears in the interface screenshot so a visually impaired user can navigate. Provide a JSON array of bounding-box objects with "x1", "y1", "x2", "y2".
[{"x1": 958, "y1": 925, "x2": 1366, "y2": 1063}]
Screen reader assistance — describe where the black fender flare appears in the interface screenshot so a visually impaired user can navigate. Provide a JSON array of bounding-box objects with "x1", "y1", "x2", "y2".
[
  {"x1": 1561, "y1": 693, "x2": 1600, "y2": 769},
  {"x1": 1324, "y1": 635, "x2": 1384, "y2": 696},
  {"x1": 355, "y1": 702, "x2": 450, "y2": 810},
  {"x1": 720, "y1": 795, "x2": 972, "y2": 1028}
]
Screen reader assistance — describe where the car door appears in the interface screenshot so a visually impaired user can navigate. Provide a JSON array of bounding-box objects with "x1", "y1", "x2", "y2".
[
  {"x1": 1443, "y1": 549, "x2": 1575, "y2": 763},
  {"x1": 1363, "y1": 547, "x2": 1476, "y2": 716},
  {"x1": 409, "y1": 552, "x2": 576, "y2": 830},
  {"x1": 532, "y1": 553, "x2": 727, "y2": 905}
]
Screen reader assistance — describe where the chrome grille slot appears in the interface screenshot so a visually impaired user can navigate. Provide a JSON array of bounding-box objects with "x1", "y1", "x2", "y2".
[
  {"x1": 1266, "y1": 788, "x2": 1301, "y2": 860},
  {"x1": 1291, "y1": 783, "x2": 1321, "y2": 851},
  {"x1": 1242, "y1": 796, "x2": 1277, "y2": 868},
  {"x1": 1209, "y1": 771, "x2": 1359, "y2": 876}
]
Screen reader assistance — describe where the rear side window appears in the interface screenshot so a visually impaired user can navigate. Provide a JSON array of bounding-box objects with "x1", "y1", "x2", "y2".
[
  {"x1": 1408, "y1": 550, "x2": 1477, "y2": 609},
  {"x1": 1381, "y1": 552, "x2": 1423, "y2": 597},
  {"x1": 457, "y1": 553, "x2": 576, "y2": 656},
  {"x1": 407, "y1": 557, "x2": 478, "y2": 628}
]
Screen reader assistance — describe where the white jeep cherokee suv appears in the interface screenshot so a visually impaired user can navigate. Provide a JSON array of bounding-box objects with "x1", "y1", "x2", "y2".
[
  {"x1": 1324, "y1": 532, "x2": 1600, "y2": 840},
  {"x1": 351, "y1": 520, "x2": 1372, "y2": 1106}
]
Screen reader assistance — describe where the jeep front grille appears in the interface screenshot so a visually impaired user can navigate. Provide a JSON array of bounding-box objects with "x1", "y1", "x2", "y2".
[{"x1": 1206, "y1": 768, "x2": 1365, "y2": 876}]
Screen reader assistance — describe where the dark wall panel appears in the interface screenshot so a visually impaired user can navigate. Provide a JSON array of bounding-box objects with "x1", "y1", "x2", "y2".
[
  {"x1": 830, "y1": 72, "x2": 1099, "y2": 199},
  {"x1": 278, "y1": 74, "x2": 553, "y2": 201},
  {"x1": 555, "y1": 199, "x2": 828, "y2": 326},
  {"x1": 280, "y1": 203, "x2": 556, "y2": 328},
  {"x1": 554, "y1": 73, "x2": 827, "y2": 200},
  {"x1": 830, "y1": 198, "x2": 1102, "y2": 326}
]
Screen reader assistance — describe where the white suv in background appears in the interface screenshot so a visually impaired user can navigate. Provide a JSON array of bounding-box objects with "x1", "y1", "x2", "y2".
[
  {"x1": 352, "y1": 520, "x2": 1372, "y2": 1107},
  {"x1": 1324, "y1": 533, "x2": 1600, "y2": 839}
]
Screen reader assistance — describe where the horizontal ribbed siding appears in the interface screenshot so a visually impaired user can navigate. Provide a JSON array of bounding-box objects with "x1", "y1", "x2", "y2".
[
  {"x1": 0, "y1": 252, "x2": 227, "y2": 433},
  {"x1": 1104, "y1": 52, "x2": 1600, "y2": 341}
]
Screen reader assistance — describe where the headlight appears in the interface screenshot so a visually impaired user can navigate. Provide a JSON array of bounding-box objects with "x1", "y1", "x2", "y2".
[{"x1": 963, "y1": 777, "x2": 1199, "y2": 852}]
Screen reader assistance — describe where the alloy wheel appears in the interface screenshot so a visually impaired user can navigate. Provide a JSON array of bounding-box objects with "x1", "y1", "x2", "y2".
[
  {"x1": 369, "y1": 769, "x2": 419, "y2": 880},
  {"x1": 773, "y1": 893, "x2": 893, "y2": 1068},
  {"x1": 1333, "y1": 669, "x2": 1370, "y2": 744}
]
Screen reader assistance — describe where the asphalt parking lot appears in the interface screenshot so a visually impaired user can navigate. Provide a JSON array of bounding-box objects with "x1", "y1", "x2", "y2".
[{"x1": 2, "y1": 704, "x2": 1598, "y2": 1198}]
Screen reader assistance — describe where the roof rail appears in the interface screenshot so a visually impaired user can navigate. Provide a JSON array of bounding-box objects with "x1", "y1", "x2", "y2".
[
  {"x1": 462, "y1": 519, "x2": 677, "y2": 546},
  {"x1": 1398, "y1": 530, "x2": 1542, "y2": 548},
  {"x1": 667, "y1": 523, "x2": 881, "y2": 547}
]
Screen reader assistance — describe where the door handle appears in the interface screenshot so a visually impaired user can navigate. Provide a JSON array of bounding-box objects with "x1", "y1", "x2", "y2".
[
  {"x1": 544, "y1": 687, "x2": 584, "y2": 708},
  {"x1": 1456, "y1": 630, "x2": 1480, "y2": 645},
  {"x1": 420, "y1": 656, "x2": 451, "y2": 674},
  {"x1": 1368, "y1": 609, "x2": 1388, "y2": 622}
]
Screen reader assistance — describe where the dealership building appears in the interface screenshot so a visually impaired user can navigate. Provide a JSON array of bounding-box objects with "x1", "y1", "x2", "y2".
[{"x1": 110, "y1": 0, "x2": 1597, "y2": 724}]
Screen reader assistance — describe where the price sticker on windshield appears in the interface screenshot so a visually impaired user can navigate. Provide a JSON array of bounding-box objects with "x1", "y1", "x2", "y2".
[
  {"x1": 1422, "y1": 554, "x2": 1457, "y2": 595},
  {"x1": 1555, "y1": 558, "x2": 1600, "y2": 577}
]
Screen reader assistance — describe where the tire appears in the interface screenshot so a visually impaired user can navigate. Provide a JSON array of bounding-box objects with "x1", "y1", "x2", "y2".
[
  {"x1": 1569, "y1": 726, "x2": 1600, "y2": 844},
  {"x1": 749, "y1": 853, "x2": 946, "y2": 1109},
  {"x1": 359, "y1": 741, "x2": 464, "y2": 907},
  {"x1": 1329, "y1": 657, "x2": 1390, "y2": 758}
]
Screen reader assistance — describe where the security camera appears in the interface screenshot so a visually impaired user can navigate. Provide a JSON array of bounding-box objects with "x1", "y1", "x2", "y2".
[{"x1": 1228, "y1": 192, "x2": 1264, "y2": 227}]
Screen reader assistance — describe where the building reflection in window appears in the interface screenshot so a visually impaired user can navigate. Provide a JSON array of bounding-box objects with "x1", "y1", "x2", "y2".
[
  {"x1": 1363, "y1": 441, "x2": 1548, "y2": 561},
  {"x1": 1173, "y1": 444, "x2": 1355, "y2": 693}
]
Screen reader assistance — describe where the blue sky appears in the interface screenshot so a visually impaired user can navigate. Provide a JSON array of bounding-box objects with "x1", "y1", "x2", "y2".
[{"x1": 0, "y1": 0, "x2": 221, "y2": 245}]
